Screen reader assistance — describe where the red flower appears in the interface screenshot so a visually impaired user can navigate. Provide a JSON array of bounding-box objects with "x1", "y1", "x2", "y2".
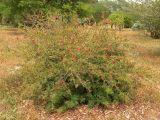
[{"x1": 77, "y1": 48, "x2": 81, "y2": 52}]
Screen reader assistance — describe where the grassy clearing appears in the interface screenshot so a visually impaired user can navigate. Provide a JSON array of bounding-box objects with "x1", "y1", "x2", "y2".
[
  {"x1": 120, "y1": 30, "x2": 160, "y2": 84},
  {"x1": 119, "y1": 29, "x2": 160, "y2": 105}
]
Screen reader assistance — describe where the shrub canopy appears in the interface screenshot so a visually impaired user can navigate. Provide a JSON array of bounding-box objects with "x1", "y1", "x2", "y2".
[{"x1": 11, "y1": 25, "x2": 135, "y2": 112}]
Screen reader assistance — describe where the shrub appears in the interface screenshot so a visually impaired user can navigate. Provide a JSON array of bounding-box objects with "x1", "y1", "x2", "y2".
[
  {"x1": 109, "y1": 12, "x2": 133, "y2": 30},
  {"x1": 109, "y1": 12, "x2": 124, "y2": 30},
  {"x1": 124, "y1": 15, "x2": 133, "y2": 28},
  {"x1": 132, "y1": 21, "x2": 144, "y2": 30},
  {"x1": 10, "y1": 25, "x2": 135, "y2": 112}
]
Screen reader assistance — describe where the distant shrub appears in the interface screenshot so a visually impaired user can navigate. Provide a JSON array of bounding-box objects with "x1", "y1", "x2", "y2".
[
  {"x1": 132, "y1": 21, "x2": 144, "y2": 30},
  {"x1": 124, "y1": 15, "x2": 133, "y2": 28},
  {"x1": 109, "y1": 12, "x2": 125, "y2": 30},
  {"x1": 8, "y1": 25, "x2": 135, "y2": 112}
]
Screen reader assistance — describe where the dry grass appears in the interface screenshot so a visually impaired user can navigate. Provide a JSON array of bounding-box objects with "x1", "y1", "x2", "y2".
[
  {"x1": 119, "y1": 29, "x2": 160, "y2": 84},
  {"x1": 0, "y1": 28, "x2": 25, "y2": 79},
  {"x1": 0, "y1": 28, "x2": 25, "y2": 120},
  {"x1": 0, "y1": 27, "x2": 160, "y2": 120}
]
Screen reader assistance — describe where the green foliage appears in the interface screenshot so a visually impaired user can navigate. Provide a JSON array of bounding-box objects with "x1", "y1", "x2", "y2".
[
  {"x1": 77, "y1": 2, "x2": 95, "y2": 18},
  {"x1": 100, "y1": 0, "x2": 129, "y2": 12},
  {"x1": 0, "y1": 0, "x2": 113, "y2": 26},
  {"x1": 142, "y1": 0, "x2": 160, "y2": 39},
  {"x1": 109, "y1": 12, "x2": 125, "y2": 30},
  {"x1": 0, "y1": 0, "x2": 46, "y2": 25},
  {"x1": 109, "y1": 12, "x2": 133, "y2": 29},
  {"x1": 8, "y1": 25, "x2": 135, "y2": 112},
  {"x1": 77, "y1": 2, "x2": 109, "y2": 24},
  {"x1": 132, "y1": 0, "x2": 160, "y2": 38},
  {"x1": 124, "y1": 15, "x2": 133, "y2": 28},
  {"x1": 132, "y1": 21, "x2": 144, "y2": 30},
  {"x1": 0, "y1": 0, "x2": 101, "y2": 25},
  {"x1": 0, "y1": 2, "x2": 10, "y2": 24},
  {"x1": 92, "y1": 3, "x2": 109, "y2": 23}
]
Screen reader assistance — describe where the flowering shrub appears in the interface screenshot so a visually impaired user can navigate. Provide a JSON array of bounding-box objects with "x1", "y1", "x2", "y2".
[{"x1": 16, "y1": 25, "x2": 134, "y2": 112}]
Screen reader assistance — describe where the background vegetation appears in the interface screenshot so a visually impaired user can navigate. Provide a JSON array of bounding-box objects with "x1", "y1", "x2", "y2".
[{"x1": 1, "y1": 0, "x2": 159, "y2": 38}]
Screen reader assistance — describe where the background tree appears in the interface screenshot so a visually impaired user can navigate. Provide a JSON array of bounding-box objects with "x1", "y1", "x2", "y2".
[
  {"x1": 0, "y1": 0, "x2": 99, "y2": 26},
  {"x1": 129, "y1": 0, "x2": 160, "y2": 38},
  {"x1": 141, "y1": 0, "x2": 160, "y2": 39},
  {"x1": 0, "y1": 0, "x2": 46, "y2": 26},
  {"x1": 109, "y1": 12, "x2": 124, "y2": 30}
]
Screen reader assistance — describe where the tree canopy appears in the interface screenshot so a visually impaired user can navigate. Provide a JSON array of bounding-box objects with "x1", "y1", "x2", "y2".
[{"x1": 0, "y1": 0, "x2": 160, "y2": 38}]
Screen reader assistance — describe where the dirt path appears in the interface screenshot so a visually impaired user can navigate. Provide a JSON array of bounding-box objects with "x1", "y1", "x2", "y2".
[
  {"x1": 0, "y1": 28, "x2": 26, "y2": 119},
  {"x1": 0, "y1": 28, "x2": 24, "y2": 79},
  {"x1": 0, "y1": 28, "x2": 160, "y2": 120}
]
